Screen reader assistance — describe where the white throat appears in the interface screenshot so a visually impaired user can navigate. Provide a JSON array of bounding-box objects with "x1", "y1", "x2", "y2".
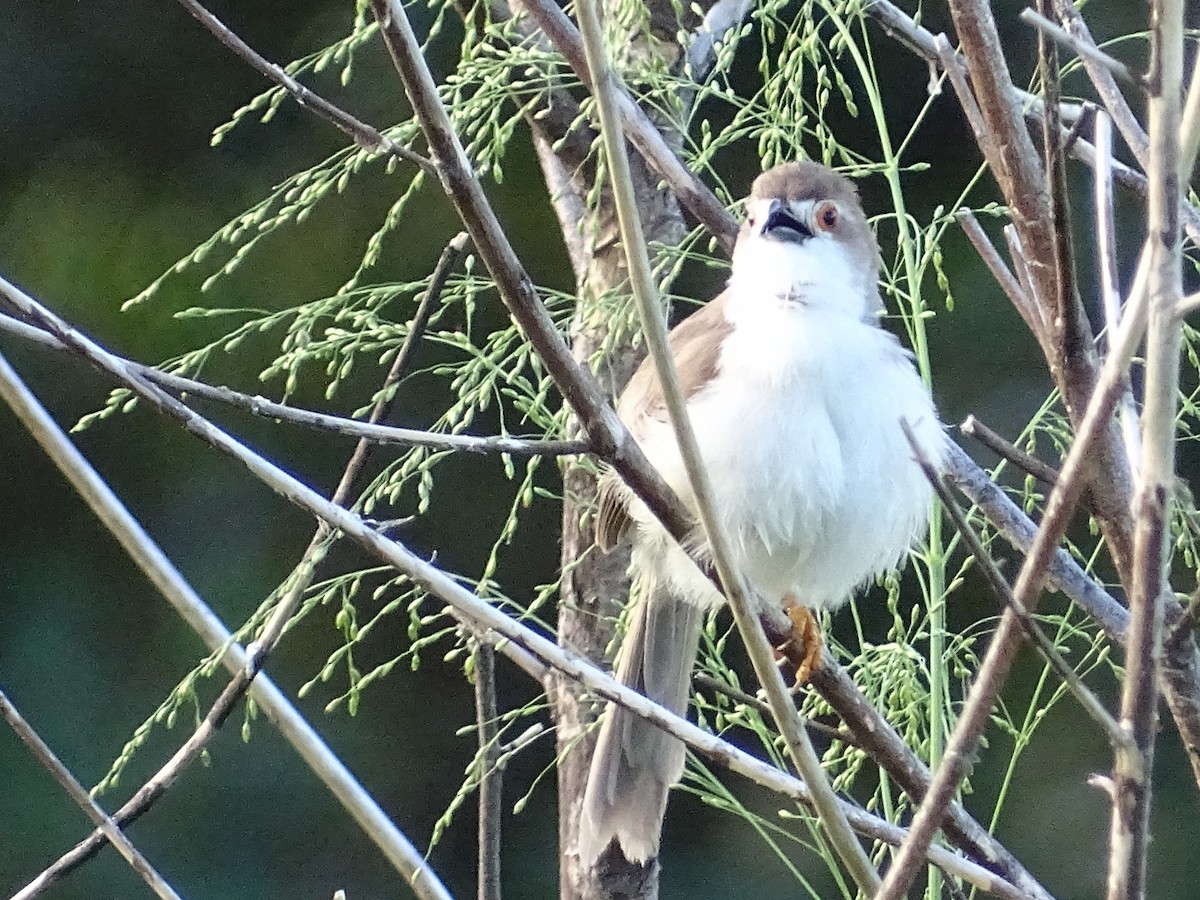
[{"x1": 728, "y1": 232, "x2": 873, "y2": 320}]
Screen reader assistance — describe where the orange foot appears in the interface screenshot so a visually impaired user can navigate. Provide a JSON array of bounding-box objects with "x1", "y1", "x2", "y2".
[{"x1": 776, "y1": 595, "x2": 823, "y2": 690}]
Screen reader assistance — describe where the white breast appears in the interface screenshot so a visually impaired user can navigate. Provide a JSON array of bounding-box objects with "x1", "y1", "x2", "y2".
[{"x1": 630, "y1": 282, "x2": 944, "y2": 613}]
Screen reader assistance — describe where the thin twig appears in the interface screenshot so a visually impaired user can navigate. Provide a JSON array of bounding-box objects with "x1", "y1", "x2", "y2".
[
  {"x1": 1107, "y1": 2, "x2": 1185, "y2": 896},
  {"x1": 575, "y1": 0, "x2": 879, "y2": 886},
  {"x1": 1093, "y1": 111, "x2": 1143, "y2": 470},
  {"x1": 960, "y1": 415, "x2": 1061, "y2": 487},
  {"x1": 1050, "y1": 0, "x2": 1149, "y2": 170},
  {"x1": 692, "y1": 674, "x2": 860, "y2": 747},
  {"x1": 1177, "y1": 291, "x2": 1200, "y2": 317},
  {"x1": 906, "y1": 424, "x2": 1134, "y2": 753},
  {"x1": 954, "y1": 209, "x2": 1044, "y2": 349},
  {"x1": 474, "y1": 641, "x2": 502, "y2": 900},
  {"x1": 1019, "y1": 9, "x2": 1139, "y2": 86},
  {"x1": 1003, "y1": 225, "x2": 1045, "y2": 318},
  {"x1": 944, "y1": 442, "x2": 1130, "y2": 642},
  {"x1": 0, "y1": 320, "x2": 583, "y2": 459},
  {"x1": 0, "y1": 345, "x2": 453, "y2": 900},
  {"x1": 172, "y1": 0, "x2": 434, "y2": 174},
  {"x1": 0, "y1": 689, "x2": 184, "y2": 900}
]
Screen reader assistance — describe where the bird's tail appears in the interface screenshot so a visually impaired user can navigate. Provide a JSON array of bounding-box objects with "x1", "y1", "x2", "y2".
[{"x1": 577, "y1": 586, "x2": 704, "y2": 865}]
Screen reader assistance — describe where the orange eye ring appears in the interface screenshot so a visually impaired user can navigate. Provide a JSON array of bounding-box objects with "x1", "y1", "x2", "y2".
[{"x1": 815, "y1": 201, "x2": 839, "y2": 232}]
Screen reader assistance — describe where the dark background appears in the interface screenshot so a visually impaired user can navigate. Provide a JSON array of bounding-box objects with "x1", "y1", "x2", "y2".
[{"x1": 1, "y1": 1, "x2": 1194, "y2": 898}]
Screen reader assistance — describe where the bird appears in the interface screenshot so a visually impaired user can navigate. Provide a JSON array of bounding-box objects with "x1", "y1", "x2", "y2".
[{"x1": 576, "y1": 160, "x2": 945, "y2": 866}]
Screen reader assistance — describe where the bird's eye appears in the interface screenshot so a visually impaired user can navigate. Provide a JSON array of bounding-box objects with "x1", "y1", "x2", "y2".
[{"x1": 815, "y1": 201, "x2": 839, "y2": 232}]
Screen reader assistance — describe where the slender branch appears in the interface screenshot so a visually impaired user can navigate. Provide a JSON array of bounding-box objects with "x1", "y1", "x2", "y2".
[
  {"x1": 0, "y1": 689, "x2": 184, "y2": 900},
  {"x1": 954, "y1": 210, "x2": 1046, "y2": 351},
  {"x1": 0, "y1": 344, "x2": 453, "y2": 900},
  {"x1": 0, "y1": 275, "x2": 1025, "y2": 900},
  {"x1": 172, "y1": 0, "x2": 433, "y2": 174},
  {"x1": 1050, "y1": 0, "x2": 1149, "y2": 170},
  {"x1": 960, "y1": 415, "x2": 1062, "y2": 487},
  {"x1": 692, "y1": 674, "x2": 861, "y2": 747},
  {"x1": 474, "y1": 641, "x2": 502, "y2": 900},
  {"x1": 1019, "y1": 8, "x2": 1139, "y2": 86},
  {"x1": 1107, "y1": 2, "x2": 1185, "y2": 896},
  {"x1": 1179, "y1": 291, "x2": 1200, "y2": 316},
  {"x1": 575, "y1": 0, "x2": 878, "y2": 888},
  {"x1": 0, "y1": 321, "x2": 582, "y2": 459},
  {"x1": 943, "y1": 442, "x2": 1130, "y2": 643},
  {"x1": 906, "y1": 425, "x2": 1133, "y2": 753},
  {"x1": 1093, "y1": 111, "x2": 1143, "y2": 469}
]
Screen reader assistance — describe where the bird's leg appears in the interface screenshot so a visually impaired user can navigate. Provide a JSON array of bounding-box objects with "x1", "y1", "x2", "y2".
[{"x1": 775, "y1": 595, "x2": 823, "y2": 689}]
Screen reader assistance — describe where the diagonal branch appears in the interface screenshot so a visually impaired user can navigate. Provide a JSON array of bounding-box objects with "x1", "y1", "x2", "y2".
[
  {"x1": 0, "y1": 689, "x2": 184, "y2": 900},
  {"x1": 172, "y1": 0, "x2": 433, "y2": 173},
  {"x1": 907, "y1": 424, "x2": 1133, "y2": 753},
  {"x1": 0, "y1": 311, "x2": 584, "y2": 458},
  {"x1": 1107, "y1": 2, "x2": 1185, "y2": 896},
  {"x1": 511, "y1": 0, "x2": 740, "y2": 250}
]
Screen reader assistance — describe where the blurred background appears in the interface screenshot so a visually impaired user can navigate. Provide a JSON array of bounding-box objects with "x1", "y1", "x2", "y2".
[{"x1": 1, "y1": 1, "x2": 1194, "y2": 898}]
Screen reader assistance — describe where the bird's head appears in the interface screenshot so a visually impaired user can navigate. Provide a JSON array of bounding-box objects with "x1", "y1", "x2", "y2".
[{"x1": 731, "y1": 161, "x2": 882, "y2": 318}]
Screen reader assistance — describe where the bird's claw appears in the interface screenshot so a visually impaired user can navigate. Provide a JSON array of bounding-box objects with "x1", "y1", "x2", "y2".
[{"x1": 775, "y1": 596, "x2": 823, "y2": 690}]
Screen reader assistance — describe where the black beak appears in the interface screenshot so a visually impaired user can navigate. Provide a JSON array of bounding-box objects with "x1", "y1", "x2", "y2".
[{"x1": 762, "y1": 199, "x2": 812, "y2": 242}]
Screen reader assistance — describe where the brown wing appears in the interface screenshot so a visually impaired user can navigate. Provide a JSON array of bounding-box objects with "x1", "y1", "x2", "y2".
[
  {"x1": 596, "y1": 292, "x2": 731, "y2": 550},
  {"x1": 595, "y1": 472, "x2": 632, "y2": 552},
  {"x1": 617, "y1": 292, "x2": 731, "y2": 425}
]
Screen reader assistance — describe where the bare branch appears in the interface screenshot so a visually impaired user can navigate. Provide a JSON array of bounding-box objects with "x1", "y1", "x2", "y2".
[
  {"x1": 943, "y1": 442, "x2": 1130, "y2": 643},
  {"x1": 511, "y1": 0, "x2": 741, "y2": 251},
  {"x1": 1051, "y1": 0, "x2": 1150, "y2": 170},
  {"x1": 0, "y1": 689, "x2": 184, "y2": 900},
  {"x1": 954, "y1": 209, "x2": 1048, "y2": 352},
  {"x1": 1107, "y1": 1, "x2": 1185, "y2": 895},
  {"x1": 0, "y1": 317, "x2": 585, "y2": 459},
  {"x1": 1093, "y1": 111, "x2": 1144, "y2": 470},
  {"x1": 1019, "y1": 8, "x2": 1139, "y2": 86},
  {"x1": 960, "y1": 415, "x2": 1062, "y2": 488},
  {"x1": 173, "y1": 0, "x2": 434, "y2": 174},
  {"x1": 474, "y1": 642, "x2": 502, "y2": 900}
]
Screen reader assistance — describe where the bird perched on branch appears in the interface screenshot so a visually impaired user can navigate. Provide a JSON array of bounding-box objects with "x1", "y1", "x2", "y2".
[{"x1": 577, "y1": 160, "x2": 945, "y2": 865}]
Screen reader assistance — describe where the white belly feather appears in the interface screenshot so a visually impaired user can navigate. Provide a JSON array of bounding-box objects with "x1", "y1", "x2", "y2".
[{"x1": 630, "y1": 290, "x2": 944, "y2": 612}]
